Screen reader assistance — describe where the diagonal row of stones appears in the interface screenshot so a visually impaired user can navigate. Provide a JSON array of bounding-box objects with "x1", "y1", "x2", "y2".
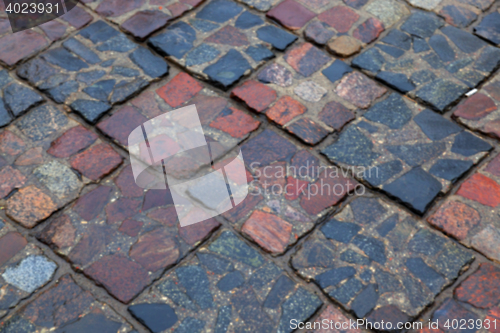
[{"x1": 0, "y1": 0, "x2": 499, "y2": 332}]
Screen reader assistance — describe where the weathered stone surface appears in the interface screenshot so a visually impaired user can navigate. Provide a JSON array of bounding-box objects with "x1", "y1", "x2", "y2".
[
  {"x1": 292, "y1": 196, "x2": 473, "y2": 318},
  {"x1": 17, "y1": 21, "x2": 168, "y2": 123},
  {"x1": 0, "y1": 274, "x2": 133, "y2": 331},
  {"x1": 429, "y1": 154, "x2": 500, "y2": 262},
  {"x1": 353, "y1": 12, "x2": 496, "y2": 112},
  {"x1": 148, "y1": 1, "x2": 294, "y2": 89},
  {"x1": 129, "y1": 230, "x2": 322, "y2": 331},
  {"x1": 7, "y1": 186, "x2": 57, "y2": 228},
  {"x1": 323, "y1": 93, "x2": 489, "y2": 214}
]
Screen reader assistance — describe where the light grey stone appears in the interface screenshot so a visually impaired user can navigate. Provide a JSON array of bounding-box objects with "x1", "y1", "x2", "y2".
[{"x1": 2, "y1": 256, "x2": 57, "y2": 293}]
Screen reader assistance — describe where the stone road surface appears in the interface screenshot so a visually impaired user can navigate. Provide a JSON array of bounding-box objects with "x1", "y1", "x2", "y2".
[{"x1": 0, "y1": 0, "x2": 499, "y2": 332}]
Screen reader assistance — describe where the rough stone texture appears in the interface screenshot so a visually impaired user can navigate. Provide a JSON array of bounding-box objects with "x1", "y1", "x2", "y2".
[
  {"x1": 233, "y1": 43, "x2": 384, "y2": 145},
  {"x1": 429, "y1": 153, "x2": 500, "y2": 262},
  {"x1": 232, "y1": 129, "x2": 357, "y2": 254},
  {"x1": 292, "y1": 196, "x2": 473, "y2": 318},
  {"x1": 475, "y1": 10, "x2": 500, "y2": 45},
  {"x1": 323, "y1": 94, "x2": 490, "y2": 214},
  {"x1": 0, "y1": 104, "x2": 120, "y2": 228},
  {"x1": 83, "y1": 0, "x2": 204, "y2": 40},
  {"x1": 453, "y1": 73, "x2": 500, "y2": 140},
  {"x1": 353, "y1": 12, "x2": 500, "y2": 112},
  {"x1": 1, "y1": 0, "x2": 500, "y2": 330},
  {"x1": 0, "y1": 70, "x2": 43, "y2": 128},
  {"x1": 36, "y1": 158, "x2": 220, "y2": 302},
  {"x1": 0, "y1": 3, "x2": 94, "y2": 68},
  {"x1": 17, "y1": 20, "x2": 168, "y2": 124},
  {"x1": 407, "y1": 0, "x2": 492, "y2": 28},
  {"x1": 427, "y1": 262, "x2": 500, "y2": 333},
  {"x1": 0, "y1": 274, "x2": 134, "y2": 332},
  {"x1": 265, "y1": 0, "x2": 408, "y2": 54},
  {"x1": 129, "y1": 230, "x2": 323, "y2": 332},
  {"x1": 0, "y1": 221, "x2": 58, "y2": 319},
  {"x1": 148, "y1": 0, "x2": 297, "y2": 89}
]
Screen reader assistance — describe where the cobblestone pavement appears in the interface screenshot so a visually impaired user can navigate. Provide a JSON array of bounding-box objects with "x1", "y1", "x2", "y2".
[{"x1": 0, "y1": 0, "x2": 500, "y2": 332}]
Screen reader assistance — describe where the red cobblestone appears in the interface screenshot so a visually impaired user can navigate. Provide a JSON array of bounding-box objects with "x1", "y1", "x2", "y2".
[
  {"x1": 84, "y1": 254, "x2": 151, "y2": 304},
  {"x1": 209, "y1": 107, "x2": 260, "y2": 138},
  {"x1": 0, "y1": 232, "x2": 27, "y2": 267},
  {"x1": 313, "y1": 305, "x2": 361, "y2": 333},
  {"x1": 130, "y1": 228, "x2": 180, "y2": 272},
  {"x1": 0, "y1": 130, "x2": 25, "y2": 156},
  {"x1": 231, "y1": 80, "x2": 277, "y2": 113},
  {"x1": 114, "y1": 165, "x2": 144, "y2": 198},
  {"x1": 97, "y1": 106, "x2": 148, "y2": 146},
  {"x1": 335, "y1": 72, "x2": 387, "y2": 109},
  {"x1": 178, "y1": 218, "x2": 220, "y2": 245},
  {"x1": 205, "y1": 26, "x2": 250, "y2": 46},
  {"x1": 7, "y1": 185, "x2": 57, "y2": 228},
  {"x1": 118, "y1": 219, "x2": 143, "y2": 237},
  {"x1": 38, "y1": 215, "x2": 76, "y2": 249},
  {"x1": 0, "y1": 30, "x2": 49, "y2": 67},
  {"x1": 457, "y1": 173, "x2": 500, "y2": 207},
  {"x1": 0, "y1": 166, "x2": 26, "y2": 199},
  {"x1": 455, "y1": 263, "x2": 500, "y2": 309},
  {"x1": 14, "y1": 147, "x2": 43, "y2": 166},
  {"x1": 242, "y1": 210, "x2": 293, "y2": 253},
  {"x1": 353, "y1": 17, "x2": 384, "y2": 43},
  {"x1": 267, "y1": 0, "x2": 316, "y2": 30},
  {"x1": 428, "y1": 200, "x2": 480, "y2": 240},
  {"x1": 47, "y1": 125, "x2": 98, "y2": 158},
  {"x1": 319, "y1": 101, "x2": 355, "y2": 131},
  {"x1": 267, "y1": 96, "x2": 307, "y2": 126},
  {"x1": 156, "y1": 72, "x2": 203, "y2": 108},
  {"x1": 73, "y1": 186, "x2": 112, "y2": 221},
  {"x1": 453, "y1": 93, "x2": 497, "y2": 120},
  {"x1": 70, "y1": 143, "x2": 123, "y2": 181},
  {"x1": 318, "y1": 6, "x2": 360, "y2": 33}
]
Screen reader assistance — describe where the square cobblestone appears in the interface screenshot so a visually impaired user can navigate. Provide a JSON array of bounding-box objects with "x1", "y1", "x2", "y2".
[
  {"x1": 474, "y1": 8, "x2": 500, "y2": 46},
  {"x1": 81, "y1": 0, "x2": 205, "y2": 40},
  {"x1": 0, "y1": 104, "x2": 122, "y2": 228},
  {"x1": 453, "y1": 73, "x2": 500, "y2": 140},
  {"x1": 428, "y1": 153, "x2": 500, "y2": 263},
  {"x1": 0, "y1": 220, "x2": 57, "y2": 319},
  {"x1": 322, "y1": 93, "x2": 492, "y2": 214},
  {"x1": 291, "y1": 195, "x2": 473, "y2": 319},
  {"x1": 0, "y1": 274, "x2": 134, "y2": 332},
  {"x1": 37, "y1": 159, "x2": 221, "y2": 303},
  {"x1": 148, "y1": 0, "x2": 297, "y2": 90},
  {"x1": 267, "y1": 0, "x2": 409, "y2": 56},
  {"x1": 352, "y1": 11, "x2": 500, "y2": 112},
  {"x1": 407, "y1": 0, "x2": 493, "y2": 28},
  {"x1": 17, "y1": 20, "x2": 168, "y2": 124},
  {"x1": 0, "y1": 69, "x2": 44, "y2": 128},
  {"x1": 0, "y1": 3, "x2": 94, "y2": 68},
  {"x1": 128, "y1": 229, "x2": 322, "y2": 333},
  {"x1": 232, "y1": 42, "x2": 387, "y2": 145}
]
